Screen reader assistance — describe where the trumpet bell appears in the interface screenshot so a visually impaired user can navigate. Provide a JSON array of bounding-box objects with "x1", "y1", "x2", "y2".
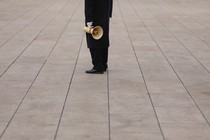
[
  {"x1": 83, "y1": 26, "x2": 103, "y2": 40},
  {"x1": 91, "y1": 26, "x2": 103, "y2": 40}
]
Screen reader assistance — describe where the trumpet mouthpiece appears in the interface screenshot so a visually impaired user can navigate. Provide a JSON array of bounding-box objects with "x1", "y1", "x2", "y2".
[{"x1": 83, "y1": 26, "x2": 92, "y2": 34}]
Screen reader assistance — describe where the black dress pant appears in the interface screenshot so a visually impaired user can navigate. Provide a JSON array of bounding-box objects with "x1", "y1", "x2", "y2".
[{"x1": 90, "y1": 48, "x2": 108, "y2": 71}]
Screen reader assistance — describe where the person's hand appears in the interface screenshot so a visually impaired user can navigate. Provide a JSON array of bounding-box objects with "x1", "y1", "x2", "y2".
[{"x1": 87, "y1": 21, "x2": 93, "y2": 28}]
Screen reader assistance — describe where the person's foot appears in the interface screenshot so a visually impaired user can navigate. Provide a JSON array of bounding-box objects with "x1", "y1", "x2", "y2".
[
  {"x1": 103, "y1": 68, "x2": 107, "y2": 72},
  {"x1": 86, "y1": 68, "x2": 104, "y2": 74},
  {"x1": 103, "y1": 65, "x2": 108, "y2": 72}
]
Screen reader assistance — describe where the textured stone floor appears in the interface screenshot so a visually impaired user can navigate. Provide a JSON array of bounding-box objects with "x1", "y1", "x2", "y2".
[{"x1": 0, "y1": 0, "x2": 210, "y2": 139}]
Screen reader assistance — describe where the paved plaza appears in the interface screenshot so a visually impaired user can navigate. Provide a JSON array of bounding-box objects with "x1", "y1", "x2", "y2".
[{"x1": 1, "y1": 0, "x2": 210, "y2": 139}]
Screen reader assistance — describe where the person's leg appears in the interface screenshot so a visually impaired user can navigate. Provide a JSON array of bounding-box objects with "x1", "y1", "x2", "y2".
[
  {"x1": 86, "y1": 48, "x2": 104, "y2": 74},
  {"x1": 102, "y1": 48, "x2": 108, "y2": 71},
  {"x1": 93, "y1": 48, "x2": 104, "y2": 71},
  {"x1": 90, "y1": 48, "x2": 96, "y2": 67},
  {"x1": 92, "y1": 47, "x2": 108, "y2": 71}
]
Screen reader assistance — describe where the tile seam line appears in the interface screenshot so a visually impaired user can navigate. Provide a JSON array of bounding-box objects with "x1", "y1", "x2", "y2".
[
  {"x1": 148, "y1": 0, "x2": 210, "y2": 73},
  {"x1": 131, "y1": 0, "x2": 210, "y2": 128},
  {"x1": 107, "y1": 71, "x2": 111, "y2": 140},
  {"x1": 0, "y1": 0, "x2": 50, "y2": 31},
  {"x1": 117, "y1": 0, "x2": 166, "y2": 140},
  {"x1": 53, "y1": 1, "x2": 84, "y2": 139},
  {"x1": 0, "y1": 0, "x2": 60, "y2": 49},
  {"x1": 0, "y1": 0, "x2": 71, "y2": 78},
  {"x1": 159, "y1": 123, "x2": 209, "y2": 125},
  {"x1": 0, "y1": 0, "x2": 75, "y2": 138},
  {"x1": 54, "y1": 35, "x2": 84, "y2": 140}
]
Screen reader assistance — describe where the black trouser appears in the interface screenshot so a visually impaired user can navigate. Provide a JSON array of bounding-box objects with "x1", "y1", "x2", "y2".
[{"x1": 90, "y1": 48, "x2": 108, "y2": 71}]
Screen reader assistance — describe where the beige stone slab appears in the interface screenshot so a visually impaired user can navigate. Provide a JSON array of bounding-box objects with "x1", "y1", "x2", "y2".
[
  {"x1": 136, "y1": 52, "x2": 169, "y2": 64},
  {"x1": 108, "y1": 77, "x2": 148, "y2": 100},
  {"x1": 2, "y1": 64, "x2": 42, "y2": 82},
  {"x1": 142, "y1": 71, "x2": 178, "y2": 83},
  {"x1": 145, "y1": 81, "x2": 183, "y2": 94},
  {"x1": 156, "y1": 107, "x2": 206, "y2": 124},
  {"x1": 0, "y1": 122, "x2": 7, "y2": 135},
  {"x1": 161, "y1": 124, "x2": 210, "y2": 140},
  {"x1": 1, "y1": 113, "x2": 58, "y2": 139},
  {"x1": 60, "y1": 106, "x2": 108, "y2": 124},
  {"x1": 0, "y1": 93, "x2": 23, "y2": 105},
  {"x1": 111, "y1": 113, "x2": 160, "y2": 134},
  {"x1": 186, "y1": 81, "x2": 210, "y2": 97},
  {"x1": 56, "y1": 123, "x2": 109, "y2": 140},
  {"x1": 69, "y1": 89, "x2": 108, "y2": 104},
  {"x1": 4, "y1": 113, "x2": 59, "y2": 132},
  {"x1": 131, "y1": 38, "x2": 157, "y2": 47},
  {"x1": 189, "y1": 89, "x2": 210, "y2": 100},
  {"x1": 57, "y1": 134, "x2": 109, "y2": 140},
  {"x1": 151, "y1": 92, "x2": 195, "y2": 107},
  {"x1": 110, "y1": 98, "x2": 152, "y2": 113},
  {"x1": 17, "y1": 98, "x2": 64, "y2": 114},
  {"x1": 199, "y1": 106, "x2": 210, "y2": 123},
  {"x1": 0, "y1": 94, "x2": 22, "y2": 122},
  {"x1": 0, "y1": 79, "x2": 30, "y2": 94},
  {"x1": 20, "y1": 84, "x2": 68, "y2": 100},
  {"x1": 194, "y1": 98, "x2": 210, "y2": 107},
  {"x1": 1, "y1": 130, "x2": 55, "y2": 140},
  {"x1": 0, "y1": 104, "x2": 17, "y2": 122},
  {"x1": 111, "y1": 111, "x2": 158, "y2": 125},
  {"x1": 111, "y1": 133, "x2": 163, "y2": 140}
]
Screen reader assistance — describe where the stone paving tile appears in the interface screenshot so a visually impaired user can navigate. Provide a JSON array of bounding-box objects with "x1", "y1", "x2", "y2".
[
  {"x1": 0, "y1": 123, "x2": 6, "y2": 135},
  {"x1": 151, "y1": 92, "x2": 195, "y2": 107},
  {"x1": 199, "y1": 106, "x2": 210, "y2": 123},
  {"x1": 56, "y1": 123, "x2": 109, "y2": 140},
  {"x1": 156, "y1": 106, "x2": 206, "y2": 124},
  {"x1": 2, "y1": 131, "x2": 55, "y2": 140},
  {"x1": 111, "y1": 120, "x2": 160, "y2": 134},
  {"x1": 63, "y1": 106, "x2": 108, "y2": 123},
  {"x1": 111, "y1": 133, "x2": 163, "y2": 140},
  {"x1": 161, "y1": 124, "x2": 210, "y2": 140},
  {"x1": 4, "y1": 113, "x2": 59, "y2": 132}
]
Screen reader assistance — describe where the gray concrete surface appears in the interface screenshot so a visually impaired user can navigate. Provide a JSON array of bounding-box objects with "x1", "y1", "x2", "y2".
[{"x1": 0, "y1": 0, "x2": 210, "y2": 139}]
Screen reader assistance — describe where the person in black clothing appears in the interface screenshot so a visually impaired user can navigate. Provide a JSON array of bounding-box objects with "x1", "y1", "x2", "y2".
[{"x1": 85, "y1": 0, "x2": 113, "y2": 74}]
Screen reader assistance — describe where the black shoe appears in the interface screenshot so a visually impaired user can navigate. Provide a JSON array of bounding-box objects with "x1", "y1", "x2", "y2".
[
  {"x1": 103, "y1": 65, "x2": 108, "y2": 72},
  {"x1": 86, "y1": 68, "x2": 104, "y2": 74},
  {"x1": 103, "y1": 68, "x2": 107, "y2": 72}
]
